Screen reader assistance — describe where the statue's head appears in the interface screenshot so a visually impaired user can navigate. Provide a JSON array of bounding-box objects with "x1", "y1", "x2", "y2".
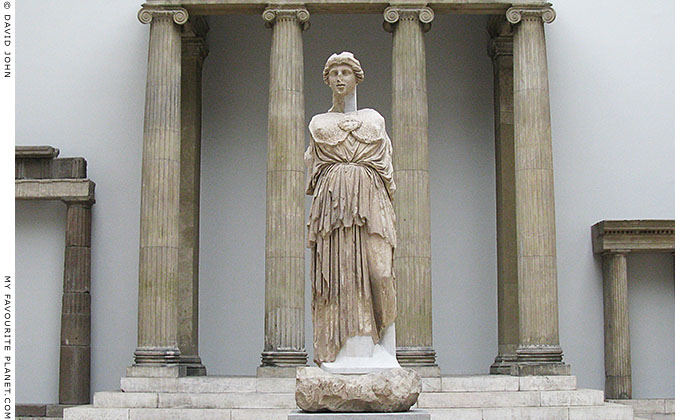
[{"x1": 323, "y1": 52, "x2": 364, "y2": 97}]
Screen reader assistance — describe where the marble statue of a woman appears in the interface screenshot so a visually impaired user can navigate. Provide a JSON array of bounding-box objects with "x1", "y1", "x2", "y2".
[{"x1": 305, "y1": 52, "x2": 400, "y2": 373}]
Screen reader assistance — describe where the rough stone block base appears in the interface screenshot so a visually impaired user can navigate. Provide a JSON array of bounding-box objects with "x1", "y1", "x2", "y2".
[
  {"x1": 511, "y1": 363, "x2": 571, "y2": 376},
  {"x1": 296, "y1": 367, "x2": 421, "y2": 412},
  {"x1": 288, "y1": 410, "x2": 430, "y2": 420}
]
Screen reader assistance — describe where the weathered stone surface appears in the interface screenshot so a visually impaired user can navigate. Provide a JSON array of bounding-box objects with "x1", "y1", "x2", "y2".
[
  {"x1": 289, "y1": 410, "x2": 430, "y2": 419},
  {"x1": 46, "y1": 404, "x2": 78, "y2": 417},
  {"x1": 442, "y1": 375, "x2": 518, "y2": 392},
  {"x1": 94, "y1": 392, "x2": 158, "y2": 408},
  {"x1": 295, "y1": 367, "x2": 421, "y2": 412},
  {"x1": 482, "y1": 407, "x2": 568, "y2": 420},
  {"x1": 539, "y1": 389, "x2": 603, "y2": 407},
  {"x1": 16, "y1": 403, "x2": 47, "y2": 416},
  {"x1": 568, "y1": 404, "x2": 633, "y2": 420},
  {"x1": 519, "y1": 375, "x2": 576, "y2": 391},
  {"x1": 417, "y1": 391, "x2": 539, "y2": 408},
  {"x1": 126, "y1": 365, "x2": 187, "y2": 378},
  {"x1": 15, "y1": 179, "x2": 95, "y2": 203},
  {"x1": 63, "y1": 406, "x2": 129, "y2": 420},
  {"x1": 510, "y1": 362, "x2": 571, "y2": 376}
]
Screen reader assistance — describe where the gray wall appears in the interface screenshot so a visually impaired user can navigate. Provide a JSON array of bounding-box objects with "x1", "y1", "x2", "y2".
[{"x1": 15, "y1": 0, "x2": 674, "y2": 404}]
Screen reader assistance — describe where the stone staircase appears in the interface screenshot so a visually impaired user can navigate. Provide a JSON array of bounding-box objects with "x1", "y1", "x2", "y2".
[{"x1": 64, "y1": 375, "x2": 634, "y2": 420}]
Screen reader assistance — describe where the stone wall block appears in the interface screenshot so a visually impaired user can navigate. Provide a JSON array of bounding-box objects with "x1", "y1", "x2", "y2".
[{"x1": 52, "y1": 158, "x2": 88, "y2": 179}]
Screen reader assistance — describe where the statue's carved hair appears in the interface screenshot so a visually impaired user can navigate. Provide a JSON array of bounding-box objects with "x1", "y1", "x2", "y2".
[{"x1": 323, "y1": 52, "x2": 364, "y2": 85}]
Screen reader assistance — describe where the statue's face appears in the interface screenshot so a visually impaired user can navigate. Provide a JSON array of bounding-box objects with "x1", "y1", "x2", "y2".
[{"x1": 327, "y1": 64, "x2": 357, "y2": 97}]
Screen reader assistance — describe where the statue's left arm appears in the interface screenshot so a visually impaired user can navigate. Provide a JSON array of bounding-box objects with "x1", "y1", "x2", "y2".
[{"x1": 381, "y1": 131, "x2": 396, "y2": 198}]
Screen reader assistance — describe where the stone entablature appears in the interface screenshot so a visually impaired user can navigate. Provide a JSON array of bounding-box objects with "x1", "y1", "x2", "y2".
[
  {"x1": 141, "y1": 0, "x2": 534, "y2": 15},
  {"x1": 591, "y1": 220, "x2": 675, "y2": 254}
]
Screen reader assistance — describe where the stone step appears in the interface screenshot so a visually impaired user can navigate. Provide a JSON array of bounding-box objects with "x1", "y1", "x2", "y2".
[
  {"x1": 66, "y1": 404, "x2": 634, "y2": 420},
  {"x1": 121, "y1": 376, "x2": 296, "y2": 393},
  {"x1": 98, "y1": 388, "x2": 602, "y2": 411},
  {"x1": 428, "y1": 403, "x2": 633, "y2": 420},
  {"x1": 417, "y1": 389, "x2": 603, "y2": 408},
  {"x1": 65, "y1": 406, "x2": 292, "y2": 420},
  {"x1": 438, "y1": 375, "x2": 576, "y2": 392},
  {"x1": 17, "y1": 418, "x2": 61, "y2": 420},
  {"x1": 94, "y1": 391, "x2": 297, "y2": 409},
  {"x1": 120, "y1": 375, "x2": 578, "y2": 394}
]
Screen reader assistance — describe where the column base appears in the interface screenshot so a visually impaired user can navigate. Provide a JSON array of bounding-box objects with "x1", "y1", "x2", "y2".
[
  {"x1": 134, "y1": 346, "x2": 182, "y2": 365},
  {"x1": 605, "y1": 375, "x2": 632, "y2": 400},
  {"x1": 131, "y1": 347, "x2": 184, "y2": 377},
  {"x1": 260, "y1": 350, "x2": 308, "y2": 368},
  {"x1": 180, "y1": 355, "x2": 207, "y2": 376},
  {"x1": 396, "y1": 347, "x2": 437, "y2": 368},
  {"x1": 511, "y1": 345, "x2": 570, "y2": 376},
  {"x1": 490, "y1": 353, "x2": 518, "y2": 375}
]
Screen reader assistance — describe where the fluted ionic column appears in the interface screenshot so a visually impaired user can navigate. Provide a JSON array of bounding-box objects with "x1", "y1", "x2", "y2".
[
  {"x1": 384, "y1": 5, "x2": 438, "y2": 371},
  {"x1": 178, "y1": 17, "x2": 209, "y2": 376},
  {"x1": 506, "y1": 5, "x2": 568, "y2": 375},
  {"x1": 133, "y1": 6, "x2": 188, "y2": 369},
  {"x1": 487, "y1": 16, "x2": 518, "y2": 375},
  {"x1": 259, "y1": 6, "x2": 309, "y2": 373},
  {"x1": 59, "y1": 202, "x2": 93, "y2": 404},
  {"x1": 603, "y1": 251, "x2": 632, "y2": 399}
]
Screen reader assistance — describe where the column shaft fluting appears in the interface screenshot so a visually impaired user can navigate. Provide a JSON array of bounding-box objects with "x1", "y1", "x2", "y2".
[
  {"x1": 59, "y1": 202, "x2": 92, "y2": 404},
  {"x1": 178, "y1": 17, "x2": 208, "y2": 376},
  {"x1": 603, "y1": 252, "x2": 632, "y2": 399},
  {"x1": 385, "y1": 5, "x2": 436, "y2": 368},
  {"x1": 488, "y1": 17, "x2": 518, "y2": 375},
  {"x1": 507, "y1": 6, "x2": 565, "y2": 370},
  {"x1": 261, "y1": 7, "x2": 309, "y2": 368},
  {"x1": 134, "y1": 7, "x2": 189, "y2": 366}
]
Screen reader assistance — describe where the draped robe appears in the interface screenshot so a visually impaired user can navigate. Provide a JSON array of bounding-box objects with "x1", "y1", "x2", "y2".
[{"x1": 305, "y1": 108, "x2": 397, "y2": 364}]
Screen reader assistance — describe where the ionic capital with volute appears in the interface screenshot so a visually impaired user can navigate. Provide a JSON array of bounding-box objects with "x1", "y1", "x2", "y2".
[
  {"x1": 262, "y1": 6, "x2": 311, "y2": 31},
  {"x1": 506, "y1": 5, "x2": 556, "y2": 25},
  {"x1": 487, "y1": 16, "x2": 513, "y2": 60},
  {"x1": 383, "y1": 5, "x2": 435, "y2": 33},
  {"x1": 137, "y1": 6, "x2": 189, "y2": 26},
  {"x1": 182, "y1": 18, "x2": 209, "y2": 62}
]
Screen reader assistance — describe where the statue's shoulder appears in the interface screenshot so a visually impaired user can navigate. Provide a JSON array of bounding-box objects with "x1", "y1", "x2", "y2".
[
  {"x1": 309, "y1": 112, "x2": 347, "y2": 146},
  {"x1": 358, "y1": 108, "x2": 385, "y2": 123},
  {"x1": 309, "y1": 112, "x2": 340, "y2": 131}
]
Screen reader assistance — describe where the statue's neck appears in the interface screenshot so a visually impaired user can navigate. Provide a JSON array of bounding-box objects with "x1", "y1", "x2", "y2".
[{"x1": 330, "y1": 89, "x2": 357, "y2": 113}]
